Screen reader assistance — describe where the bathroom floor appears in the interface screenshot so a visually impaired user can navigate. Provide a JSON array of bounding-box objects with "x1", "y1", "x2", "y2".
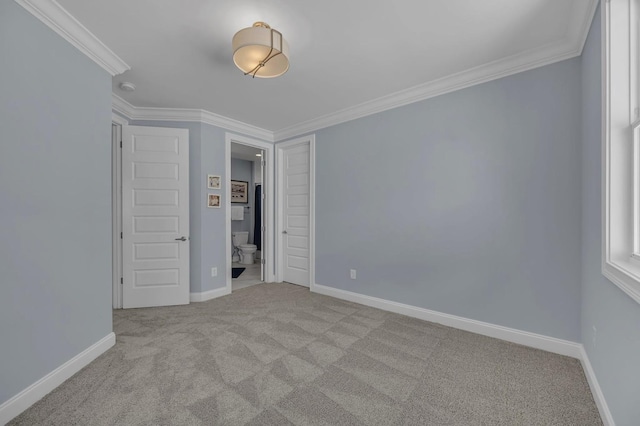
[{"x1": 232, "y1": 261, "x2": 262, "y2": 291}]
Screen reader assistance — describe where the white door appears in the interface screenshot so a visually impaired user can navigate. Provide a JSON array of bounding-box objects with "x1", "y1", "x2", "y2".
[
  {"x1": 122, "y1": 125, "x2": 190, "y2": 308},
  {"x1": 281, "y1": 143, "x2": 310, "y2": 286}
]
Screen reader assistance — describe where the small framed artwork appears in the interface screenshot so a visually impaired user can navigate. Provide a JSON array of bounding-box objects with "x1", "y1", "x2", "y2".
[
  {"x1": 231, "y1": 180, "x2": 248, "y2": 203},
  {"x1": 207, "y1": 175, "x2": 221, "y2": 189},
  {"x1": 207, "y1": 193, "x2": 221, "y2": 208}
]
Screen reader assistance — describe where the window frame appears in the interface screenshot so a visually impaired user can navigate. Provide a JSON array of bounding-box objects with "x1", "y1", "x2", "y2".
[{"x1": 602, "y1": 0, "x2": 640, "y2": 304}]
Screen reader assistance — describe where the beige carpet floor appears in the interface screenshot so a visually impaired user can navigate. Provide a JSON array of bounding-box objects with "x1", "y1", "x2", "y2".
[{"x1": 11, "y1": 283, "x2": 601, "y2": 425}]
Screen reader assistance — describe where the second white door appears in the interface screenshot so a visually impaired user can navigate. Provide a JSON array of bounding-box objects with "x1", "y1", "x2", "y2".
[{"x1": 280, "y1": 142, "x2": 311, "y2": 286}]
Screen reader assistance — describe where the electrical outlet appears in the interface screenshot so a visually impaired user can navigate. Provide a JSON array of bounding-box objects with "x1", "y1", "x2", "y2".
[
  {"x1": 350, "y1": 269, "x2": 357, "y2": 280},
  {"x1": 211, "y1": 267, "x2": 217, "y2": 277},
  {"x1": 592, "y1": 326, "x2": 597, "y2": 347}
]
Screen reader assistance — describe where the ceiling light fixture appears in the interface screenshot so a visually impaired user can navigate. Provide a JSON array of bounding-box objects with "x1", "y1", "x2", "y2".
[
  {"x1": 119, "y1": 82, "x2": 136, "y2": 92},
  {"x1": 232, "y1": 22, "x2": 289, "y2": 78}
]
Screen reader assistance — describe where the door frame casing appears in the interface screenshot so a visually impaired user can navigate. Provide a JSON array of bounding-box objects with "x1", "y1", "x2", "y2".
[
  {"x1": 225, "y1": 133, "x2": 276, "y2": 292},
  {"x1": 111, "y1": 113, "x2": 128, "y2": 309},
  {"x1": 275, "y1": 135, "x2": 316, "y2": 289}
]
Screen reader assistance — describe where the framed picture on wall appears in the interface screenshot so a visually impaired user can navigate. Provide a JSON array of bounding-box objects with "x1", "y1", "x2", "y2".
[
  {"x1": 207, "y1": 193, "x2": 221, "y2": 208},
  {"x1": 207, "y1": 175, "x2": 221, "y2": 189},
  {"x1": 231, "y1": 180, "x2": 248, "y2": 203}
]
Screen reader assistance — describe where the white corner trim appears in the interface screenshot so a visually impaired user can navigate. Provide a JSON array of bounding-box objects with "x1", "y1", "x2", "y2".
[
  {"x1": 190, "y1": 286, "x2": 231, "y2": 302},
  {"x1": 15, "y1": 0, "x2": 130, "y2": 76},
  {"x1": 579, "y1": 346, "x2": 616, "y2": 426},
  {"x1": 312, "y1": 284, "x2": 582, "y2": 358},
  {"x1": 0, "y1": 332, "x2": 116, "y2": 424},
  {"x1": 112, "y1": 94, "x2": 274, "y2": 142}
]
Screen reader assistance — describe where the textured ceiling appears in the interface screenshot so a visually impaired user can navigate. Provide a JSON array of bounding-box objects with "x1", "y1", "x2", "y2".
[{"x1": 58, "y1": 0, "x2": 596, "y2": 133}]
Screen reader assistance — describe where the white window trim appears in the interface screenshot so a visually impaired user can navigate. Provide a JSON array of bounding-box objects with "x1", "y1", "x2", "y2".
[{"x1": 602, "y1": 0, "x2": 640, "y2": 304}]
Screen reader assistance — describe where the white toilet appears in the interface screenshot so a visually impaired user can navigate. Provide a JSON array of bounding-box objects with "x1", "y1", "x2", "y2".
[{"x1": 232, "y1": 231, "x2": 257, "y2": 265}]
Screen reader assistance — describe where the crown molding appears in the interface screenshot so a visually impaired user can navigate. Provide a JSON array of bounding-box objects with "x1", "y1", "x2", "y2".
[
  {"x1": 569, "y1": 0, "x2": 600, "y2": 55},
  {"x1": 273, "y1": 0, "x2": 598, "y2": 141},
  {"x1": 273, "y1": 40, "x2": 573, "y2": 140},
  {"x1": 111, "y1": 94, "x2": 137, "y2": 119},
  {"x1": 108, "y1": 0, "x2": 596, "y2": 142},
  {"x1": 15, "y1": 0, "x2": 130, "y2": 76},
  {"x1": 112, "y1": 95, "x2": 274, "y2": 142}
]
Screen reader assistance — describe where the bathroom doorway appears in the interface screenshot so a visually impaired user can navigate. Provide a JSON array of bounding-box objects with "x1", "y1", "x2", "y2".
[{"x1": 225, "y1": 134, "x2": 274, "y2": 293}]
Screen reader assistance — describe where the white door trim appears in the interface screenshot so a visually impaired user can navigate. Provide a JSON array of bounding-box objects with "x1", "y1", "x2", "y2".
[
  {"x1": 225, "y1": 133, "x2": 275, "y2": 292},
  {"x1": 276, "y1": 135, "x2": 316, "y2": 287},
  {"x1": 111, "y1": 113, "x2": 127, "y2": 309}
]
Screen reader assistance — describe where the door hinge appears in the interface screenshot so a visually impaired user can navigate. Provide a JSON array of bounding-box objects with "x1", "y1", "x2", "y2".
[
  {"x1": 120, "y1": 140, "x2": 122, "y2": 148},
  {"x1": 261, "y1": 258, "x2": 265, "y2": 265},
  {"x1": 120, "y1": 232, "x2": 123, "y2": 239},
  {"x1": 261, "y1": 160, "x2": 265, "y2": 166},
  {"x1": 261, "y1": 226, "x2": 265, "y2": 232},
  {"x1": 120, "y1": 277, "x2": 123, "y2": 284}
]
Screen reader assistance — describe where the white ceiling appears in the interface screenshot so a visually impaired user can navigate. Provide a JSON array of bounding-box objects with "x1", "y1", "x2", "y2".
[
  {"x1": 231, "y1": 142, "x2": 263, "y2": 161},
  {"x1": 58, "y1": 0, "x2": 596, "y2": 134}
]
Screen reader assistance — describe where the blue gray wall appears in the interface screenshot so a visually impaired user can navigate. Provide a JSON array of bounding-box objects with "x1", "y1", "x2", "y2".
[
  {"x1": 128, "y1": 121, "x2": 229, "y2": 294},
  {"x1": 230, "y1": 158, "x2": 254, "y2": 239},
  {"x1": 0, "y1": 1, "x2": 113, "y2": 405},
  {"x1": 315, "y1": 58, "x2": 583, "y2": 341},
  {"x1": 580, "y1": 7, "x2": 640, "y2": 425},
  {"x1": 6, "y1": 1, "x2": 633, "y2": 422},
  {"x1": 200, "y1": 124, "x2": 229, "y2": 292}
]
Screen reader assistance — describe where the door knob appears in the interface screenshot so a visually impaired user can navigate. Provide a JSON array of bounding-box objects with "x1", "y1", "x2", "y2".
[
  {"x1": 175, "y1": 236, "x2": 188, "y2": 241},
  {"x1": 282, "y1": 230, "x2": 288, "y2": 234}
]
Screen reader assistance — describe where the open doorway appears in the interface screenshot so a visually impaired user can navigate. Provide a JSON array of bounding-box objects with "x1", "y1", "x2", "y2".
[
  {"x1": 230, "y1": 143, "x2": 263, "y2": 290},
  {"x1": 225, "y1": 134, "x2": 274, "y2": 293}
]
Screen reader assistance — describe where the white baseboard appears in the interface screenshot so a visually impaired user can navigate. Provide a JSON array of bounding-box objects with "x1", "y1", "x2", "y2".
[
  {"x1": 312, "y1": 284, "x2": 582, "y2": 358},
  {"x1": 190, "y1": 286, "x2": 231, "y2": 302},
  {"x1": 0, "y1": 332, "x2": 116, "y2": 425},
  {"x1": 312, "y1": 284, "x2": 616, "y2": 425},
  {"x1": 579, "y1": 346, "x2": 616, "y2": 426}
]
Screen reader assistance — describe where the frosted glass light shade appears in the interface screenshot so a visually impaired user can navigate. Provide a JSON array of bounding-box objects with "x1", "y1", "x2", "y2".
[{"x1": 232, "y1": 23, "x2": 290, "y2": 78}]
